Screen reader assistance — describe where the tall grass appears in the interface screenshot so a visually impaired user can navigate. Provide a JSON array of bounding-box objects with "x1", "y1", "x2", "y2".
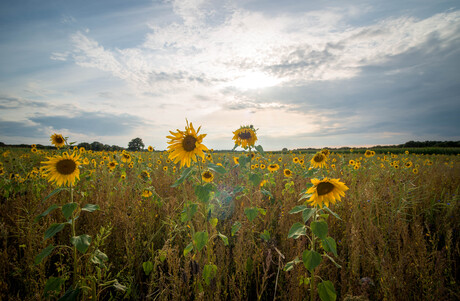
[{"x1": 0, "y1": 148, "x2": 458, "y2": 300}]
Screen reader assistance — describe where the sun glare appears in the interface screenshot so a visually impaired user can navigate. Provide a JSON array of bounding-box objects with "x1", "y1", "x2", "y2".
[{"x1": 229, "y1": 71, "x2": 281, "y2": 90}]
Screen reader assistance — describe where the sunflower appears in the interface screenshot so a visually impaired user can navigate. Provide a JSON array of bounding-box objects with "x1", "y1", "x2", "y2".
[
  {"x1": 260, "y1": 164, "x2": 266, "y2": 170},
  {"x1": 267, "y1": 164, "x2": 280, "y2": 172},
  {"x1": 405, "y1": 161, "x2": 413, "y2": 168},
  {"x1": 148, "y1": 146, "x2": 154, "y2": 152},
  {"x1": 233, "y1": 157, "x2": 239, "y2": 164},
  {"x1": 293, "y1": 157, "x2": 299, "y2": 164},
  {"x1": 232, "y1": 125, "x2": 258, "y2": 149},
  {"x1": 412, "y1": 168, "x2": 419, "y2": 174},
  {"x1": 166, "y1": 120, "x2": 208, "y2": 168},
  {"x1": 42, "y1": 152, "x2": 81, "y2": 186},
  {"x1": 50, "y1": 134, "x2": 66, "y2": 148},
  {"x1": 139, "y1": 170, "x2": 150, "y2": 180},
  {"x1": 202, "y1": 170, "x2": 214, "y2": 183},
  {"x1": 31, "y1": 147, "x2": 37, "y2": 153},
  {"x1": 320, "y1": 149, "x2": 330, "y2": 157},
  {"x1": 310, "y1": 152, "x2": 327, "y2": 168},
  {"x1": 121, "y1": 152, "x2": 132, "y2": 163},
  {"x1": 283, "y1": 168, "x2": 292, "y2": 177},
  {"x1": 349, "y1": 160, "x2": 356, "y2": 166},
  {"x1": 163, "y1": 166, "x2": 168, "y2": 171},
  {"x1": 364, "y1": 150, "x2": 373, "y2": 158},
  {"x1": 108, "y1": 161, "x2": 118, "y2": 170},
  {"x1": 306, "y1": 178, "x2": 349, "y2": 208},
  {"x1": 142, "y1": 189, "x2": 152, "y2": 198}
]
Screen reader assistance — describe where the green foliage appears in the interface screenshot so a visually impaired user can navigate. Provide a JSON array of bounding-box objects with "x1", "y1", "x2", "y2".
[
  {"x1": 318, "y1": 280, "x2": 337, "y2": 301},
  {"x1": 70, "y1": 234, "x2": 92, "y2": 254},
  {"x1": 288, "y1": 222, "x2": 306, "y2": 239},
  {"x1": 311, "y1": 220, "x2": 328, "y2": 239},
  {"x1": 193, "y1": 231, "x2": 208, "y2": 252},
  {"x1": 203, "y1": 264, "x2": 217, "y2": 285},
  {"x1": 302, "y1": 249, "x2": 322, "y2": 273},
  {"x1": 34, "y1": 244, "x2": 55, "y2": 265},
  {"x1": 44, "y1": 223, "x2": 66, "y2": 240},
  {"x1": 244, "y1": 207, "x2": 259, "y2": 222}
]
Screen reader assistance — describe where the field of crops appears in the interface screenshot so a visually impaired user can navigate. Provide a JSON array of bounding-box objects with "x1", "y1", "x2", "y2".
[{"x1": 0, "y1": 128, "x2": 459, "y2": 300}]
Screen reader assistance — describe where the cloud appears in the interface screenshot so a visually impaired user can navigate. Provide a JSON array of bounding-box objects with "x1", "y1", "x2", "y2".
[
  {"x1": 30, "y1": 112, "x2": 144, "y2": 136},
  {"x1": 0, "y1": 121, "x2": 47, "y2": 138},
  {"x1": 0, "y1": 95, "x2": 48, "y2": 110}
]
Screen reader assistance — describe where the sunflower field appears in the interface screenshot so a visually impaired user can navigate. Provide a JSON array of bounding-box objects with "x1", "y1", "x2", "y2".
[{"x1": 0, "y1": 124, "x2": 459, "y2": 301}]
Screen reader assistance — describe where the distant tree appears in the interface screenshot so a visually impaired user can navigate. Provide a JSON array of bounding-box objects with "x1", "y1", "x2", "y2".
[
  {"x1": 90, "y1": 141, "x2": 104, "y2": 151},
  {"x1": 282, "y1": 148, "x2": 288, "y2": 152},
  {"x1": 77, "y1": 142, "x2": 91, "y2": 150},
  {"x1": 128, "y1": 138, "x2": 145, "y2": 151}
]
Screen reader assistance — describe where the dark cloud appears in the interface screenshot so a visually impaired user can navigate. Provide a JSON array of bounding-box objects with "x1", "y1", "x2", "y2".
[
  {"x1": 0, "y1": 121, "x2": 47, "y2": 138},
  {"x1": 30, "y1": 112, "x2": 143, "y2": 136},
  {"x1": 0, "y1": 95, "x2": 48, "y2": 109},
  {"x1": 246, "y1": 33, "x2": 460, "y2": 140}
]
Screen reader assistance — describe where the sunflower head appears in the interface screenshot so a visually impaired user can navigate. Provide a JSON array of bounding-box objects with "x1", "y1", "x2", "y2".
[
  {"x1": 232, "y1": 125, "x2": 258, "y2": 149},
  {"x1": 50, "y1": 134, "x2": 66, "y2": 148},
  {"x1": 166, "y1": 120, "x2": 208, "y2": 168},
  {"x1": 202, "y1": 170, "x2": 214, "y2": 183},
  {"x1": 148, "y1": 146, "x2": 154, "y2": 152},
  {"x1": 310, "y1": 152, "x2": 327, "y2": 168},
  {"x1": 42, "y1": 152, "x2": 81, "y2": 187},
  {"x1": 283, "y1": 168, "x2": 292, "y2": 177},
  {"x1": 306, "y1": 178, "x2": 349, "y2": 208},
  {"x1": 267, "y1": 164, "x2": 279, "y2": 172},
  {"x1": 142, "y1": 189, "x2": 153, "y2": 198}
]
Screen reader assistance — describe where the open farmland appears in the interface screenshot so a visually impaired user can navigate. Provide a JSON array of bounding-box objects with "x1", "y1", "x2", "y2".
[{"x1": 0, "y1": 142, "x2": 459, "y2": 300}]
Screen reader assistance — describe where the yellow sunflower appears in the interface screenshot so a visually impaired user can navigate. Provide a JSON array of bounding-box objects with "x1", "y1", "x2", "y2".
[
  {"x1": 267, "y1": 164, "x2": 280, "y2": 172},
  {"x1": 306, "y1": 178, "x2": 349, "y2": 208},
  {"x1": 108, "y1": 161, "x2": 118, "y2": 170},
  {"x1": 310, "y1": 152, "x2": 327, "y2": 168},
  {"x1": 166, "y1": 120, "x2": 208, "y2": 168},
  {"x1": 283, "y1": 168, "x2": 292, "y2": 177},
  {"x1": 121, "y1": 152, "x2": 132, "y2": 163},
  {"x1": 148, "y1": 146, "x2": 154, "y2": 152},
  {"x1": 293, "y1": 157, "x2": 299, "y2": 164},
  {"x1": 412, "y1": 168, "x2": 419, "y2": 174},
  {"x1": 232, "y1": 125, "x2": 258, "y2": 149},
  {"x1": 320, "y1": 149, "x2": 330, "y2": 157},
  {"x1": 142, "y1": 189, "x2": 152, "y2": 198},
  {"x1": 233, "y1": 157, "x2": 239, "y2": 164},
  {"x1": 41, "y1": 152, "x2": 81, "y2": 186},
  {"x1": 202, "y1": 170, "x2": 214, "y2": 183},
  {"x1": 50, "y1": 133, "x2": 66, "y2": 148},
  {"x1": 364, "y1": 150, "x2": 373, "y2": 158}
]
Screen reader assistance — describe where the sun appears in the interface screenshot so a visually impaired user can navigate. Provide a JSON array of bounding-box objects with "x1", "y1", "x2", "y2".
[{"x1": 229, "y1": 71, "x2": 281, "y2": 90}]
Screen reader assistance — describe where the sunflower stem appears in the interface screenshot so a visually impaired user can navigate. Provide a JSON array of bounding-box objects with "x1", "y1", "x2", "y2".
[
  {"x1": 70, "y1": 183, "x2": 78, "y2": 287},
  {"x1": 310, "y1": 207, "x2": 317, "y2": 301}
]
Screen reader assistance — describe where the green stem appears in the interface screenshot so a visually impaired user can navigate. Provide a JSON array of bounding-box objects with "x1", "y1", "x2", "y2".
[
  {"x1": 70, "y1": 183, "x2": 77, "y2": 287},
  {"x1": 310, "y1": 207, "x2": 317, "y2": 301}
]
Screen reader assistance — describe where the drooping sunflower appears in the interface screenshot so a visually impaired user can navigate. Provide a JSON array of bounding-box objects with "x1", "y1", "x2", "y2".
[
  {"x1": 306, "y1": 178, "x2": 349, "y2": 208},
  {"x1": 310, "y1": 152, "x2": 327, "y2": 168},
  {"x1": 267, "y1": 164, "x2": 280, "y2": 172},
  {"x1": 41, "y1": 152, "x2": 81, "y2": 186},
  {"x1": 50, "y1": 133, "x2": 66, "y2": 148},
  {"x1": 202, "y1": 170, "x2": 214, "y2": 183},
  {"x1": 232, "y1": 125, "x2": 257, "y2": 149},
  {"x1": 166, "y1": 120, "x2": 208, "y2": 168},
  {"x1": 283, "y1": 168, "x2": 292, "y2": 177}
]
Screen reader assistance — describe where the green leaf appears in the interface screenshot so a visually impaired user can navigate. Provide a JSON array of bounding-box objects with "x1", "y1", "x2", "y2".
[
  {"x1": 218, "y1": 232, "x2": 229, "y2": 246},
  {"x1": 244, "y1": 207, "x2": 259, "y2": 222},
  {"x1": 44, "y1": 276, "x2": 64, "y2": 297},
  {"x1": 246, "y1": 257, "x2": 254, "y2": 274},
  {"x1": 302, "y1": 250, "x2": 322, "y2": 272},
  {"x1": 202, "y1": 264, "x2": 217, "y2": 285},
  {"x1": 207, "y1": 162, "x2": 226, "y2": 174},
  {"x1": 323, "y1": 253, "x2": 342, "y2": 268},
  {"x1": 70, "y1": 234, "x2": 92, "y2": 254},
  {"x1": 284, "y1": 257, "x2": 301, "y2": 272},
  {"x1": 322, "y1": 237, "x2": 338, "y2": 257},
  {"x1": 289, "y1": 205, "x2": 308, "y2": 214},
  {"x1": 260, "y1": 189, "x2": 273, "y2": 199},
  {"x1": 260, "y1": 229, "x2": 270, "y2": 242},
  {"x1": 81, "y1": 204, "x2": 99, "y2": 212},
  {"x1": 44, "y1": 223, "x2": 66, "y2": 240},
  {"x1": 183, "y1": 242, "x2": 194, "y2": 256},
  {"x1": 91, "y1": 249, "x2": 109, "y2": 267},
  {"x1": 302, "y1": 208, "x2": 315, "y2": 223},
  {"x1": 303, "y1": 168, "x2": 318, "y2": 178},
  {"x1": 34, "y1": 244, "x2": 55, "y2": 265},
  {"x1": 238, "y1": 155, "x2": 250, "y2": 167},
  {"x1": 181, "y1": 203, "x2": 198, "y2": 222},
  {"x1": 58, "y1": 287, "x2": 80, "y2": 301},
  {"x1": 35, "y1": 204, "x2": 59, "y2": 223},
  {"x1": 61, "y1": 202, "x2": 78, "y2": 220},
  {"x1": 193, "y1": 231, "x2": 208, "y2": 252},
  {"x1": 195, "y1": 184, "x2": 214, "y2": 203},
  {"x1": 255, "y1": 145, "x2": 265, "y2": 157},
  {"x1": 142, "y1": 261, "x2": 154, "y2": 276},
  {"x1": 311, "y1": 220, "x2": 328, "y2": 239},
  {"x1": 318, "y1": 280, "x2": 337, "y2": 301},
  {"x1": 112, "y1": 279, "x2": 127, "y2": 291},
  {"x1": 287, "y1": 222, "x2": 306, "y2": 239},
  {"x1": 322, "y1": 206, "x2": 342, "y2": 220},
  {"x1": 231, "y1": 221, "x2": 242, "y2": 236},
  {"x1": 171, "y1": 166, "x2": 194, "y2": 187},
  {"x1": 42, "y1": 188, "x2": 66, "y2": 203},
  {"x1": 249, "y1": 173, "x2": 262, "y2": 186}
]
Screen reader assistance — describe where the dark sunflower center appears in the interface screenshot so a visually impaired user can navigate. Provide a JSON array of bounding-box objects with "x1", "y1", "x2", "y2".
[
  {"x1": 317, "y1": 182, "x2": 335, "y2": 196},
  {"x1": 238, "y1": 131, "x2": 252, "y2": 140},
  {"x1": 183, "y1": 135, "x2": 197, "y2": 152},
  {"x1": 123, "y1": 154, "x2": 130, "y2": 159},
  {"x1": 56, "y1": 159, "x2": 76, "y2": 175},
  {"x1": 286, "y1": 170, "x2": 291, "y2": 175},
  {"x1": 55, "y1": 136, "x2": 64, "y2": 144},
  {"x1": 314, "y1": 154, "x2": 324, "y2": 162},
  {"x1": 203, "y1": 172, "x2": 212, "y2": 179}
]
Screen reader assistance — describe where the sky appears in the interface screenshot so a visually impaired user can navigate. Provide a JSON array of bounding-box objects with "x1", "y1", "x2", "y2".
[{"x1": 1, "y1": 0, "x2": 459, "y2": 150}]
